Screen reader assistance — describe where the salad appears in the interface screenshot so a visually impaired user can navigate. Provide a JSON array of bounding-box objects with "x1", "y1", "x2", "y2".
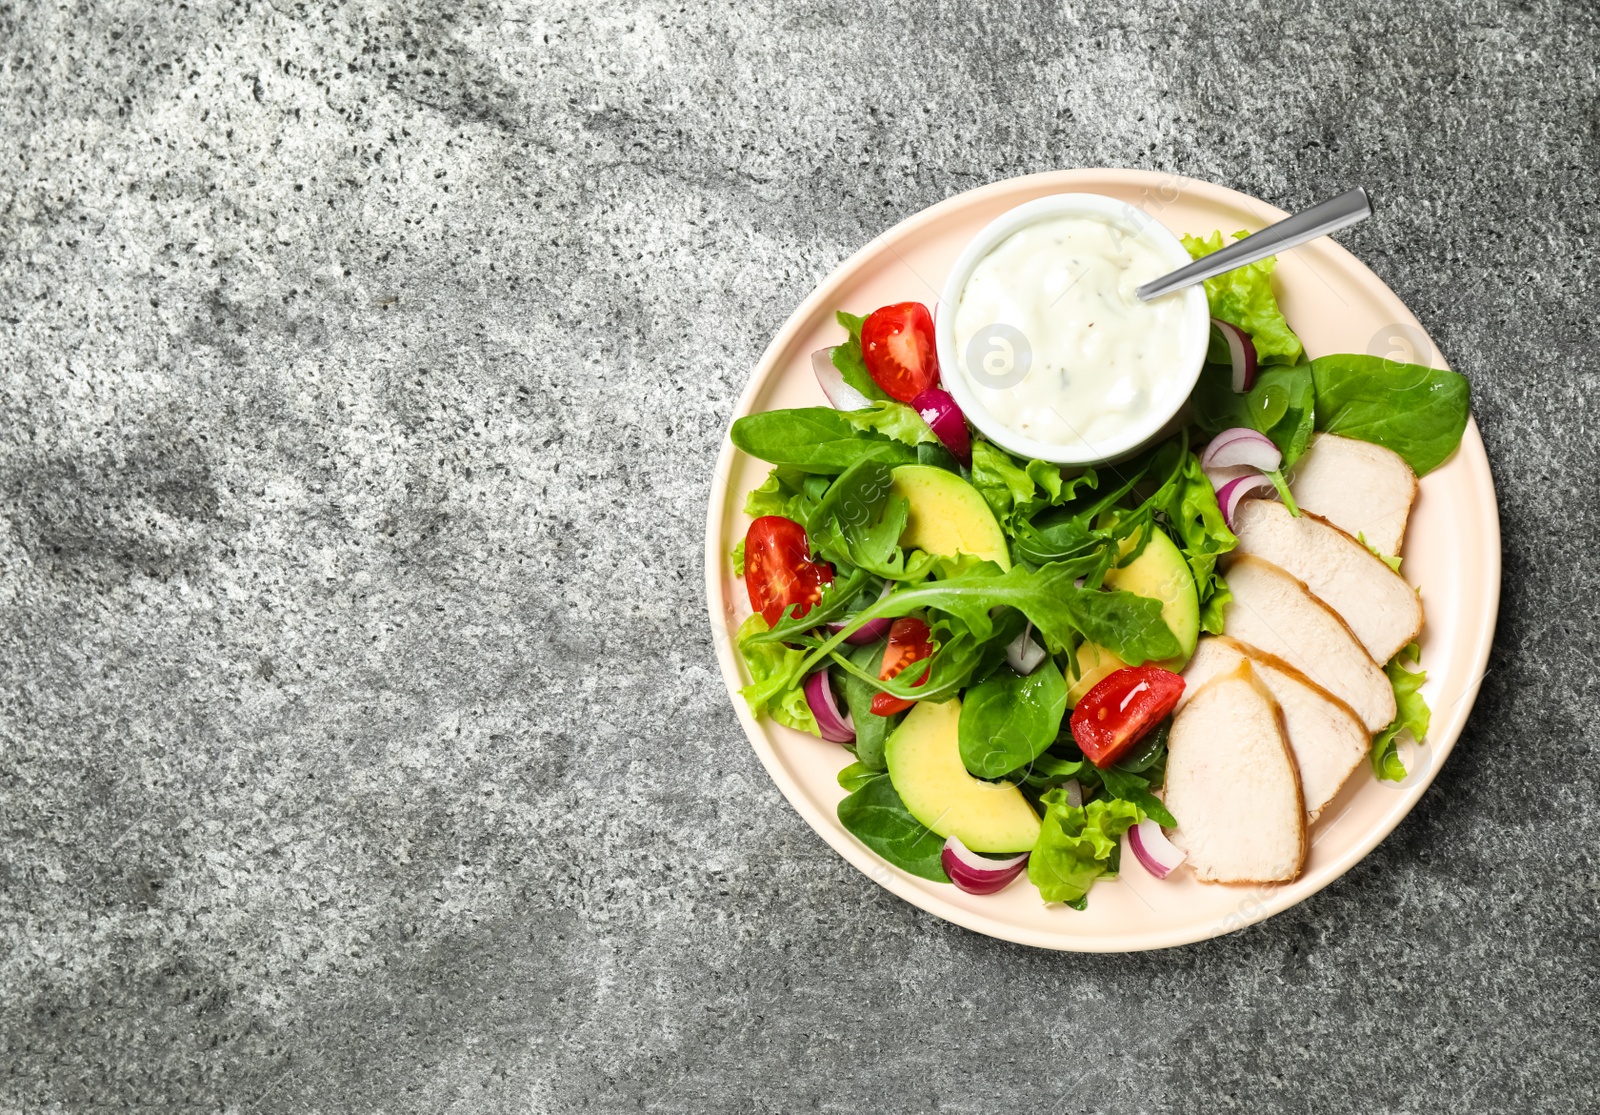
[{"x1": 727, "y1": 231, "x2": 1471, "y2": 908}]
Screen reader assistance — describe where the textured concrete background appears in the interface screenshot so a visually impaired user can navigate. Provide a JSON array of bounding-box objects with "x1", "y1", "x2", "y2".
[{"x1": 1, "y1": 0, "x2": 1596, "y2": 1111}]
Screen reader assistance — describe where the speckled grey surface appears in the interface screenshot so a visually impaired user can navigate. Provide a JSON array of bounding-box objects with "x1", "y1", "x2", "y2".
[{"x1": 1, "y1": 0, "x2": 1597, "y2": 1111}]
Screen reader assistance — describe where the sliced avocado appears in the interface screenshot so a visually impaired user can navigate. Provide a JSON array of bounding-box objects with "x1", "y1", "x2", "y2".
[
  {"x1": 1066, "y1": 529, "x2": 1200, "y2": 706},
  {"x1": 884, "y1": 699, "x2": 1041, "y2": 853},
  {"x1": 889, "y1": 465, "x2": 1011, "y2": 570}
]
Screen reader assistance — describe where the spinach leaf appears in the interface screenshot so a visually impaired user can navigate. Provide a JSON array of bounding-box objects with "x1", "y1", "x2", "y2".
[
  {"x1": 1190, "y1": 361, "x2": 1316, "y2": 470},
  {"x1": 1182, "y1": 230, "x2": 1304, "y2": 365},
  {"x1": 1145, "y1": 450, "x2": 1237, "y2": 635},
  {"x1": 841, "y1": 640, "x2": 899, "y2": 771},
  {"x1": 916, "y1": 439, "x2": 964, "y2": 473},
  {"x1": 1372, "y1": 642, "x2": 1430, "y2": 781},
  {"x1": 832, "y1": 311, "x2": 893, "y2": 403},
  {"x1": 836, "y1": 761, "x2": 877, "y2": 792},
  {"x1": 836, "y1": 774, "x2": 950, "y2": 882},
  {"x1": 731, "y1": 407, "x2": 917, "y2": 475},
  {"x1": 1309, "y1": 354, "x2": 1470, "y2": 475},
  {"x1": 1027, "y1": 793, "x2": 1141, "y2": 905},
  {"x1": 734, "y1": 615, "x2": 818, "y2": 735},
  {"x1": 1097, "y1": 765, "x2": 1175, "y2": 828},
  {"x1": 958, "y1": 660, "x2": 1069, "y2": 778},
  {"x1": 1015, "y1": 752, "x2": 1088, "y2": 790},
  {"x1": 807, "y1": 458, "x2": 939, "y2": 581}
]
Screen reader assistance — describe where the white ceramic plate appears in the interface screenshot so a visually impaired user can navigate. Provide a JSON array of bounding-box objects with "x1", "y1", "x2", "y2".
[{"x1": 704, "y1": 169, "x2": 1500, "y2": 952}]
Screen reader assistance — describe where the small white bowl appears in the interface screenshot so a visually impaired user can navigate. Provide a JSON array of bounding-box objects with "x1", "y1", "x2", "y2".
[{"x1": 935, "y1": 192, "x2": 1210, "y2": 467}]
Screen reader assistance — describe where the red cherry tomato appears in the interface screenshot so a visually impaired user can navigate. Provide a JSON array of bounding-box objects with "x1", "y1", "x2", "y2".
[
  {"x1": 861, "y1": 302, "x2": 939, "y2": 402},
  {"x1": 744, "y1": 516, "x2": 833, "y2": 627},
  {"x1": 1070, "y1": 666, "x2": 1185, "y2": 768},
  {"x1": 870, "y1": 617, "x2": 934, "y2": 716}
]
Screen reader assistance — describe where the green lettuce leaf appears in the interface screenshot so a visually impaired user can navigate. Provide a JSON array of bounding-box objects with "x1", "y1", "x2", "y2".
[
  {"x1": 735, "y1": 614, "x2": 819, "y2": 736},
  {"x1": 969, "y1": 440, "x2": 1095, "y2": 532},
  {"x1": 1182, "y1": 230, "x2": 1304, "y2": 366},
  {"x1": 832, "y1": 311, "x2": 893, "y2": 403},
  {"x1": 841, "y1": 400, "x2": 939, "y2": 448},
  {"x1": 1027, "y1": 793, "x2": 1143, "y2": 905},
  {"x1": 1372, "y1": 642, "x2": 1430, "y2": 781}
]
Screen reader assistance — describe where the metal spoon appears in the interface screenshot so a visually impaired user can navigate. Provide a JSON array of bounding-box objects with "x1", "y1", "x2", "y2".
[{"x1": 1135, "y1": 187, "x2": 1373, "y2": 302}]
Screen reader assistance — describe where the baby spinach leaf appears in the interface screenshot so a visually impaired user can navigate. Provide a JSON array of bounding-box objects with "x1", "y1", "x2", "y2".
[
  {"x1": 1097, "y1": 765, "x2": 1176, "y2": 828},
  {"x1": 958, "y1": 660, "x2": 1069, "y2": 779},
  {"x1": 1309, "y1": 354, "x2": 1470, "y2": 475},
  {"x1": 1190, "y1": 362, "x2": 1316, "y2": 470},
  {"x1": 1027, "y1": 793, "x2": 1141, "y2": 905},
  {"x1": 836, "y1": 761, "x2": 877, "y2": 792},
  {"x1": 841, "y1": 641, "x2": 899, "y2": 771},
  {"x1": 836, "y1": 774, "x2": 950, "y2": 882},
  {"x1": 832, "y1": 310, "x2": 893, "y2": 403},
  {"x1": 731, "y1": 408, "x2": 917, "y2": 474},
  {"x1": 1146, "y1": 450, "x2": 1237, "y2": 634}
]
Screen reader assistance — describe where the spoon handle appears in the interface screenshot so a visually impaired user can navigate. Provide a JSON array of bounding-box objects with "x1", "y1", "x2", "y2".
[{"x1": 1135, "y1": 187, "x2": 1373, "y2": 302}]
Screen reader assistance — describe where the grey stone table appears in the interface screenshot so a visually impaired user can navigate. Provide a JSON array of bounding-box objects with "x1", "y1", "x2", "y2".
[{"x1": 1, "y1": 1, "x2": 1595, "y2": 1111}]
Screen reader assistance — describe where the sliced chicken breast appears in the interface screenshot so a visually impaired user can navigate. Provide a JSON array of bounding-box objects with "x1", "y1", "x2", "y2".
[
  {"x1": 1164, "y1": 661, "x2": 1307, "y2": 884},
  {"x1": 1287, "y1": 432, "x2": 1418, "y2": 558},
  {"x1": 1231, "y1": 498, "x2": 1424, "y2": 664},
  {"x1": 1180, "y1": 636, "x2": 1370, "y2": 822},
  {"x1": 1220, "y1": 556, "x2": 1396, "y2": 733}
]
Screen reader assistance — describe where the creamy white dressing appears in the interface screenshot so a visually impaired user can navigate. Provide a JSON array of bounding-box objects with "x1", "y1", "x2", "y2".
[{"x1": 952, "y1": 213, "x2": 1189, "y2": 450}]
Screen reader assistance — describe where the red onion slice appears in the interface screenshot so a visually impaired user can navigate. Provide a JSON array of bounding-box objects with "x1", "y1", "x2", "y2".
[
  {"x1": 1004, "y1": 622, "x2": 1047, "y2": 676},
  {"x1": 1211, "y1": 318, "x2": 1258, "y2": 392},
  {"x1": 803, "y1": 668, "x2": 855, "y2": 743},
  {"x1": 828, "y1": 581, "x2": 894, "y2": 645},
  {"x1": 1200, "y1": 427, "x2": 1282, "y2": 472},
  {"x1": 941, "y1": 836, "x2": 1029, "y2": 894},
  {"x1": 811, "y1": 348, "x2": 873, "y2": 411},
  {"x1": 1126, "y1": 817, "x2": 1186, "y2": 879},
  {"x1": 1215, "y1": 473, "x2": 1277, "y2": 530},
  {"x1": 1062, "y1": 779, "x2": 1084, "y2": 809},
  {"x1": 910, "y1": 387, "x2": 972, "y2": 467}
]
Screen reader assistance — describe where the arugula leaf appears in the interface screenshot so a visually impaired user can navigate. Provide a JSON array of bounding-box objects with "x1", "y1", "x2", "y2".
[
  {"x1": 1027, "y1": 793, "x2": 1142, "y2": 905},
  {"x1": 1309, "y1": 354, "x2": 1470, "y2": 475},
  {"x1": 807, "y1": 459, "x2": 938, "y2": 581},
  {"x1": 1182, "y1": 230, "x2": 1304, "y2": 366},
  {"x1": 809, "y1": 561, "x2": 1181, "y2": 685},
  {"x1": 958, "y1": 660, "x2": 1069, "y2": 779},
  {"x1": 731, "y1": 408, "x2": 917, "y2": 475},
  {"x1": 840, "y1": 641, "x2": 899, "y2": 771},
  {"x1": 832, "y1": 310, "x2": 893, "y2": 403},
  {"x1": 836, "y1": 774, "x2": 950, "y2": 882},
  {"x1": 1097, "y1": 765, "x2": 1176, "y2": 828},
  {"x1": 1015, "y1": 752, "x2": 1089, "y2": 790},
  {"x1": 841, "y1": 401, "x2": 939, "y2": 448},
  {"x1": 836, "y1": 761, "x2": 877, "y2": 792},
  {"x1": 735, "y1": 614, "x2": 818, "y2": 735},
  {"x1": 1372, "y1": 642, "x2": 1431, "y2": 781}
]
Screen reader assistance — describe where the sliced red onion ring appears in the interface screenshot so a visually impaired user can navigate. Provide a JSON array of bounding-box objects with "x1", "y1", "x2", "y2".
[
  {"x1": 811, "y1": 348, "x2": 872, "y2": 411},
  {"x1": 828, "y1": 581, "x2": 893, "y2": 645},
  {"x1": 910, "y1": 386, "x2": 972, "y2": 467},
  {"x1": 941, "y1": 836, "x2": 1029, "y2": 895},
  {"x1": 1215, "y1": 473, "x2": 1277, "y2": 531},
  {"x1": 1005, "y1": 622, "x2": 1047, "y2": 676},
  {"x1": 1204, "y1": 463, "x2": 1255, "y2": 493},
  {"x1": 803, "y1": 668, "x2": 855, "y2": 744},
  {"x1": 1127, "y1": 817, "x2": 1186, "y2": 879},
  {"x1": 1211, "y1": 318, "x2": 1258, "y2": 392},
  {"x1": 1200, "y1": 427, "x2": 1282, "y2": 472},
  {"x1": 1062, "y1": 779, "x2": 1084, "y2": 809}
]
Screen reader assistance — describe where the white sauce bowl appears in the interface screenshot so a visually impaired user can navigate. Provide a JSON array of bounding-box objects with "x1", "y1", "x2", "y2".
[{"x1": 936, "y1": 193, "x2": 1210, "y2": 467}]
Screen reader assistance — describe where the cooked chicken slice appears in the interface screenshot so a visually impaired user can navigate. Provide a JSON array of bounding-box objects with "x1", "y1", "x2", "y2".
[
  {"x1": 1179, "y1": 636, "x2": 1370, "y2": 821},
  {"x1": 1287, "y1": 432, "x2": 1418, "y2": 558},
  {"x1": 1230, "y1": 498, "x2": 1424, "y2": 663},
  {"x1": 1220, "y1": 556, "x2": 1396, "y2": 733},
  {"x1": 1164, "y1": 660, "x2": 1307, "y2": 884}
]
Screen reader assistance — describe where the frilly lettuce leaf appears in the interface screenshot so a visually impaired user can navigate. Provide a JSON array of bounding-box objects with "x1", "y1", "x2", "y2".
[
  {"x1": 1183, "y1": 230, "x2": 1304, "y2": 366},
  {"x1": 1027, "y1": 792, "x2": 1143, "y2": 906}
]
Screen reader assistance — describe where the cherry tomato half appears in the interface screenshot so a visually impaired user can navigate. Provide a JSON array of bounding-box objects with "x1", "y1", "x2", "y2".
[
  {"x1": 744, "y1": 516, "x2": 833, "y2": 628},
  {"x1": 861, "y1": 302, "x2": 939, "y2": 402},
  {"x1": 1070, "y1": 665, "x2": 1185, "y2": 768},
  {"x1": 870, "y1": 617, "x2": 934, "y2": 716}
]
